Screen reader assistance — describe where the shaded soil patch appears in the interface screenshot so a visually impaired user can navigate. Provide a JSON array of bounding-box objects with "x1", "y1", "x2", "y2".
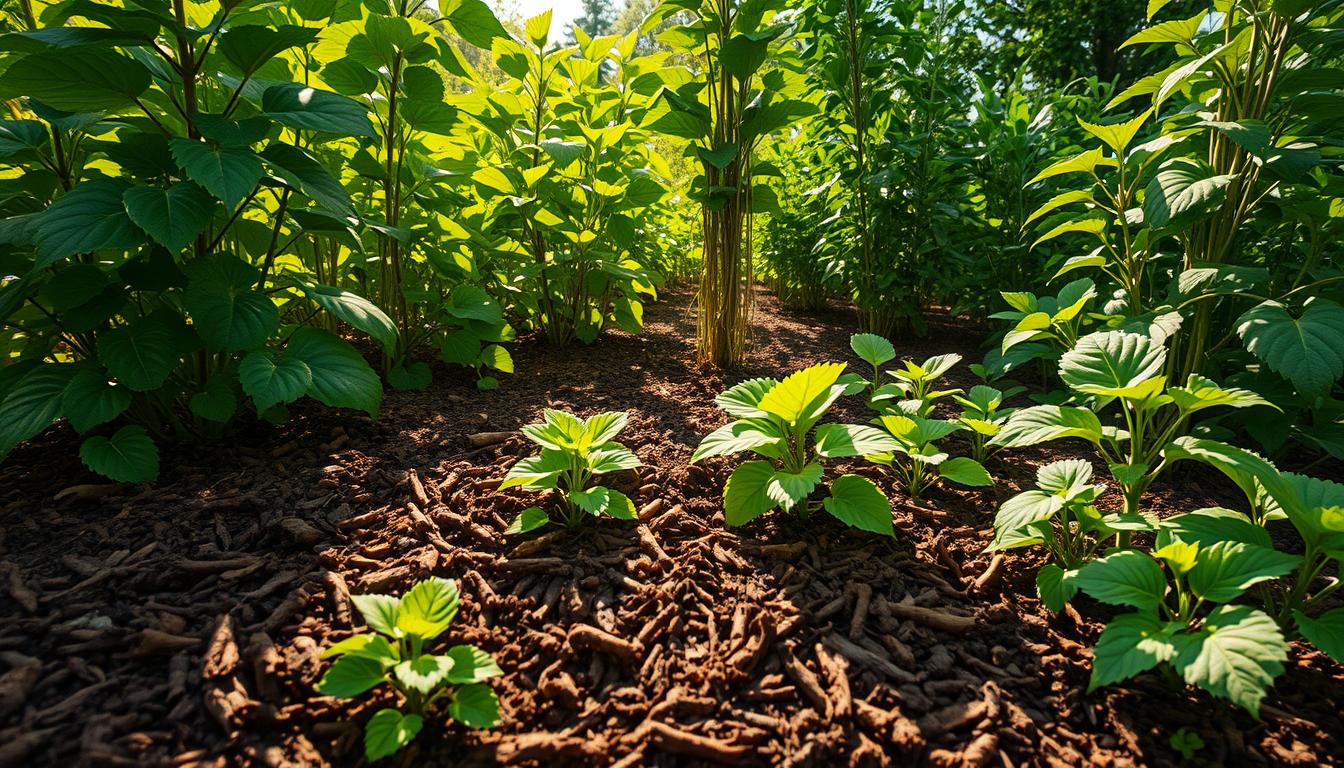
[{"x1": 0, "y1": 287, "x2": 1340, "y2": 767}]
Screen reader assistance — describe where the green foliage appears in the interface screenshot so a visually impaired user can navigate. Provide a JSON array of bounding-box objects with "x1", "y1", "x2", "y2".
[
  {"x1": 502, "y1": 410, "x2": 641, "y2": 529},
  {"x1": 693, "y1": 362, "x2": 896, "y2": 535},
  {"x1": 317, "y1": 577, "x2": 501, "y2": 762},
  {"x1": 990, "y1": 459, "x2": 1151, "y2": 610},
  {"x1": 1078, "y1": 514, "x2": 1300, "y2": 716},
  {"x1": 0, "y1": 0, "x2": 400, "y2": 482},
  {"x1": 992, "y1": 330, "x2": 1271, "y2": 522}
]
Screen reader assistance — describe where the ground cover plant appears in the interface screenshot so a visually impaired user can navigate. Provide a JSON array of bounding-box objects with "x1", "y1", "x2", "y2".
[{"x1": 0, "y1": 0, "x2": 1342, "y2": 766}]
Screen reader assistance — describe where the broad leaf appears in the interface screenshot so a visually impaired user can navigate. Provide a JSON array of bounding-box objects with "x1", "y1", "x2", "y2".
[
  {"x1": 822, "y1": 474, "x2": 893, "y2": 536},
  {"x1": 1090, "y1": 612, "x2": 1177, "y2": 689},
  {"x1": 723, "y1": 460, "x2": 777, "y2": 526},
  {"x1": 363, "y1": 708, "x2": 422, "y2": 762},
  {"x1": 448, "y1": 683, "x2": 500, "y2": 728},
  {"x1": 1060, "y1": 331, "x2": 1166, "y2": 399},
  {"x1": 123, "y1": 183, "x2": 216, "y2": 253},
  {"x1": 1076, "y1": 551, "x2": 1167, "y2": 611},
  {"x1": 397, "y1": 576, "x2": 459, "y2": 640},
  {"x1": 317, "y1": 655, "x2": 387, "y2": 698},
  {"x1": 262, "y1": 83, "x2": 375, "y2": 137},
  {"x1": 766, "y1": 463, "x2": 823, "y2": 511},
  {"x1": 1237, "y1": 299, "x2": 1344, "y2": 394},
  {"x1": 1171, "y1": 606, "x2": 1287, "y2": 716},
  {"x1": 184, "y1": 254, "x2": 279, "y2": 352},
  {"x1": 239, "y1": 348, "x2": 312, "y2": 413},
  {"x1": 285, "y1": 328, "x2": 381, "y2": 417}
]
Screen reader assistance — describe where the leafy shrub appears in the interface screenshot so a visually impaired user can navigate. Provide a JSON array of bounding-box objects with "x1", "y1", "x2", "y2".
[
  {"x1": 692, "y1": 362, "x2": 898, "y2": 535},
  {"x1": 0, "y1": 0, "x2": 403, "y2": 481},
  {"x1": 317, "y1": 577, "x2": 501, "y2": 761},
  {"x1": 992, "y1": 330, "x2": 1270, "y2": 522},
  {"x1": 501, "y1": 409, "x2": 641, "y2": 531},
  {"x1": 989, "y1": 459, "x2": 1152, "y2": 610},
  {"x1": 1076, "y1": 514, "x2": 1299, "y2": 716}
]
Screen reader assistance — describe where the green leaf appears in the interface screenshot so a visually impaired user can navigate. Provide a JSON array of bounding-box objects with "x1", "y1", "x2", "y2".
[
  {"x1": 1168, "y1": 374, "x2": 1274, "y2": 414},
  {"x1": 363, "y1": 708, "x2": 422, "y2": 761},
  {"x1": 582, "y1": 411, "x2": 628, "y2": 447},
  {"x1": 387, "y1": 361, "x2": 431, "y2": 391},
  {"x1": 444, "y1": 0, "x2": 509, "y2": 48},
  {"x1": 79, "y1": 425, "x2": 159, "y2": 483},
  {"x1": 1090, "y1": 612, "x2": 1177, "y2": 689},
  {"x1": 1187, "y1": 542, "x2": 1300, "y2": 603},
  {"x1": 715, "y1": 377, "x2": 779, "y2": 418},
  {"x1": 505, "y1": 506, "x2": 550, "y2": 535},
  {"x1": 393, "y1": 654, "x2": 455, "y2": 695},
  {"x1": 170, "y1": 140, "x2": 264, "y2": 210},
  {"x1": 692, "y1": 420, "x2": 783, "y2": 462},
  {"x1": 320, "y1": 633, "x2": 398, "y2": 662},
  {"x1": 939, "y1": 457, "x2": 993, "y2": 487},
  {"x1": 184, "y1": 254, "x2": 279, "y2": 352},
  {"x1": 1171, "y1": 606, "x2": 1287, "y2": 716},
  {"x1": 286, "y1": 328, "x2": 382, "y2": 417},
  {"x1": 123, "y1": 182, "x2": 215, "y2": 253},
  {"x1": 1158, "y1": 507, "x2": 1273, "y2": 550},
  {"x1": 1293, "y1": 608, "x2": 1344, "y2": 663},
  {"x1": 698, "y1": 143, "x2": 739, "y2": 169},
  {"x1": 98, "y1": 317, "x2": 178, "y2": 392},
  {"x1": 397, "y1": 576, "x2": 459, "y2": 640},
  {"x1": 813, "y1": 423, "x2": 900, "y2": 458},
  {"x1": 261, "y1": 83, "x2": 375, "y2": 137},
  {"x1": 292, "y1": 280, "x2": 397, "y2": 353},
  {"x1": 350, "y1": 594, "x2": 401, "y2": 636},
  {"x1": 448, "y1": 683, "x2": 500, "y2": 728},
  {"x1": 1027, "y1": 147, "x2": 1112, "y2": 186},
  {"x1": 1078, "y1": 110, "x2": 1151, "y2": 155},
  {"x1": 1060, "y1": 331, "x2": 1167, "y2": 400},
  {"x1": 1036, "y1": 564, "x2": 1081, "y2": 612},
  {"x1": 1237, "y1": 299, "x2": 1344, "y2": 395},
  {"x1": 1076, "y1": 551, "x2": 1167, "y2": 611},
  {"x1": 35, "y1": 179, "x2": 142, "y2": 266},
  {"x1": 317, "y1": 655, "x2": 388, "y2": 698},
  {"x1": 524, "y1": 10, "x2": 552, "y2": 46},
  {"x1": 990, "y1": 491, "x2": 1061, "y2": 550},
  {"x1": 990, "y1": 405, "x2": 1104, "y2": 448},
  {"x1": 766, "y1": 463, "x2": 823, "y2": 511},
  {"x1": 239, "y1": 348, "x2": 312, "y2": 413},
  {"x1": 1144, "y1": 158, "x2": 1234, "y2": 229},
  {"x1": 443, "y1": 645, "x2": 502, "y2": 684},
  {"x1": 62, "y1": 365, "x2": 131, "y2": 433},
  {"x1": 823, "y1": 474, "x2": 893, "y2": 536},
  {"x1": 0, "y1": 48, "x2": 151, "y2": 112},
  {"x1": 1036, "y1": 459, "x2": 1098, "y2": 498},
  {"x1": 219, "y1": 24, "x2": 319, "y2": 76},
  {"x1": 850, "y1": 333, "x2": 896, "y2": 367},
  {"x1": 723, "y1": 460, "x2": 778, "y2": 526},
  {"x1": 190, "y1": 377, "x2": 237, "y2": 422},
  {"x1": 481, "y1": 344, "x2": 513, "y2": 374},
  {"x1": 587, "y1": 447, "x2": 641, "y2": 474},
  {"x1": 261, "y1": 143, "x2": 356, "y2": 216},
  {"x1": 1162, "y1": 437, "x2": 1287, "y2": 516},
  {"x1": 757, "y1": 362, "x2": 846, "y2": 426},
  {"x1": 0, "y1": 364, "x2": 76, "y2": 455}
]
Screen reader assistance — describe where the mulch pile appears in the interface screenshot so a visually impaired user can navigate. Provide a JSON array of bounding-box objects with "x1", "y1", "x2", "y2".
[{"x1": 1, "y1": 288, "x2": 1340, "y2": 767}]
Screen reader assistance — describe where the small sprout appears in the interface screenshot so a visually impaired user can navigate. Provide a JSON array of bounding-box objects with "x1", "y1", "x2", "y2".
[
  {"x1": 501, "y1": 409, "x2": 641, "y2": 531},
  {"x1": 317, "y1": 577, "x2": 501, "y2": 762}
]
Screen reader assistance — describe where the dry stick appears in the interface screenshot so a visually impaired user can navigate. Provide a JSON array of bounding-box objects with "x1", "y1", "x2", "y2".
[
  {"x1": 973, "y1": 554, "x2": 1005, "y2": 591},
  {"x1": 822, "y1": 632, "x2": 918, "y2": 684},
  {"x1": 848, "y1": 582, "x2": 872, "y2": 641},
  {"x1": 467, "y1": 431, "x2": 516, "y2": 448},
  {"x1": 643, "y1": 721, "x2": 747, "y2": 764},
  {"x1": 878, "y1": 596, "x2": 977, "y2": 633},
  {"x1": 568, "y1": 624, "x2": 642, "y2": 661},
  {"x1": 780, "y1": 649, "x2": 832, "y2": 720}
]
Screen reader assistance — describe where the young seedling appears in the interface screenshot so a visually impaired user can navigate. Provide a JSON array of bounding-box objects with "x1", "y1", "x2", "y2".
[
  {"x1": 501, "y1": 409, "x2": 642, "y2": 532},
  {"x1": 1076, "y1": 510, "x2": 1299, "y2": 716},
  {"x1": 867, "y1": 413, "x2": 992, "y2": 499},
  {"x1": 953, "y1": 384, "x2": 1021, "y2": 462},
  {"x1": 988, "y1": 459, "x2": 1153, "y2": 610},
  {"x1": 317, "y1": 577, "x2": 501, "y2": 762},
  {"x1": 692, "y1": 362, "x2": 900, "y2": 535},
  {"x1": 845, "y1": 334, "x2": 962, "y2": 418},
  {"x1": 991, "y1": 330, "x2": 1272, "y2": 528}
]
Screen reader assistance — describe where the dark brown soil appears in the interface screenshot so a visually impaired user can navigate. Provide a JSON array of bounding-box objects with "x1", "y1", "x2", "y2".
[{"x1": 0, "y1": 288, "x2": 1340, "y2": 768}]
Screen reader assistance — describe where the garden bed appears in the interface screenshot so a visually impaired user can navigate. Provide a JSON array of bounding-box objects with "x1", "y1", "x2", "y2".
[{"x1": 0, "y1": 289, "x2": 1339, "y2": 767}]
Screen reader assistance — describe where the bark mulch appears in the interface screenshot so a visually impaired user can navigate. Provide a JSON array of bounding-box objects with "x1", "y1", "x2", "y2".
[{"x1": 0, "y1": 288, "x2": 1339, "y2": 767}]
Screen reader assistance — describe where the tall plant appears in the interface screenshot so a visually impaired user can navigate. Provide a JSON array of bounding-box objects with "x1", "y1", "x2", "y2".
[
  {"x1": 648, "y1": 0, "x2": 814, "y2": 366},
  {"x1": 0, "y1": 0, "x2": 401, "y2": 481}
]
